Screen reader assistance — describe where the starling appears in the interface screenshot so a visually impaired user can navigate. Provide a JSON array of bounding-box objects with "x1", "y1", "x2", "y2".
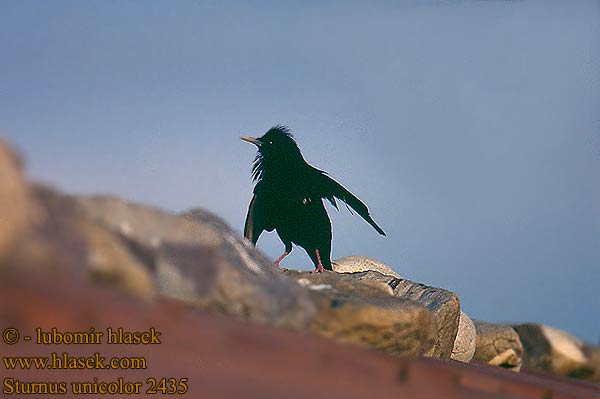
[{"x1": 242, "y1": 125, "x2": 385, "y2": 272}]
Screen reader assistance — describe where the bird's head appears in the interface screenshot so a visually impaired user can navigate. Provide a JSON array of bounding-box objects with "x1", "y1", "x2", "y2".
[
  {"x1": 241, "y1": 125, "x2": 300, "y2": 157},
  {"x1": 241, "y1": 125, "x2": 304, "y2": 180}
]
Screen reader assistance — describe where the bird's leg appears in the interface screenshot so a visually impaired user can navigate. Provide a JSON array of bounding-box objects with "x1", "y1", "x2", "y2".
[
  {"x1": 273, "y1": 252, "x2": 289, "y2": 268},
  {"x1": 312, "y1": 249, "x2": 329, "y2": 273}
]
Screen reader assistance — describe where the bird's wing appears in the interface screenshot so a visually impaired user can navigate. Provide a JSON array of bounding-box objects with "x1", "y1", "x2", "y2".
[
  {"x1": 313, "y1": 169, "x2": 386, "y2": 236},
  {"x1": 244, "y1": 194, "x2": 265, "y2": 244}
]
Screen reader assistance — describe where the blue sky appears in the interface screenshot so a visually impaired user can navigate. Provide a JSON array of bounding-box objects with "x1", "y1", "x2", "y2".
[{"x1": 1, "y1": 0, "x2": 599, "y2": 343}]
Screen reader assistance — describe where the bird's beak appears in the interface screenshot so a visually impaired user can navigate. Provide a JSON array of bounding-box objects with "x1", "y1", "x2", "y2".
[{"x1": 241, "y1": 136, "x2": 261, "y2": 147}]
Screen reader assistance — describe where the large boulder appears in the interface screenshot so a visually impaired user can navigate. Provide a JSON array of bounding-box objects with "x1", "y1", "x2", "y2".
[
  {"x1": 514, "y1": 323, "x2": 600, "y2": 382},
  {"x1": 7, "y1": 184, "x2": 315, "y2": 329},
  {"x1": 284, "y1": 270, "x2": 437, "y2": 357},
  {"x1": 451, "y1": 311, "x2": 477, "y2": 363},
  {"x1": 72, "y1": 196, "x2": 316, "y2": 329},
  {"x1": 473, "y1": 320, "x2": 523, "y2": 372},
  {"x1": 0, "y1": 141, "x2": 33, "y2": 263}
]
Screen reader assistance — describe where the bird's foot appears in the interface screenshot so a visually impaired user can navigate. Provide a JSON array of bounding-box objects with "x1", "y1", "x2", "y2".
[
  {"x1": 311, "y1": 249, "x2": 330, "y2": 273},
  {"x1": 311, "y1": 264, "x2": 330, "y2": 273}
]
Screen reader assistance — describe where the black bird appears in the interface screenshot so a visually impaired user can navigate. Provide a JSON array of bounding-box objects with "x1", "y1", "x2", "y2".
[{"x1": 242, "y1": 125, "x2": 386, "y2": 272}]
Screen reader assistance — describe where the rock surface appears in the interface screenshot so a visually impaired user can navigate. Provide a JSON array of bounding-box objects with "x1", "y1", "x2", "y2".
[
  {"x1": 333, "y1": 255, "x2": 401, "y2": 278},
  {"x1": 75, "y1": 196, "x2": 316, "y2": 328},
  {"x1": 391, "y1": 277, "x2": 460, "y2": 358},
  {"x1": 331, "y1": 256, "x2": 462, "y2": 360},
  {"x1": 60, "y1": 193, "x2": 316, "y2": 329},
  {"x1": 473, "y1": 320, "x2": 523, "y2": 372},
  {"x1": 451, "y1": 311, "x2": 477, "y2": 363},
  {"x1": 285, "y1": 269, "x2": 461, "y2": 360},
  {"x1": 2, "y1": 169, "x2": 316, "y2": 329},
  {"x1": 514, "y1": 323, "x2": 600, "y2": 382},
  {"x1": 285, "y1": 270, "x2": 437, "y2": 357}
]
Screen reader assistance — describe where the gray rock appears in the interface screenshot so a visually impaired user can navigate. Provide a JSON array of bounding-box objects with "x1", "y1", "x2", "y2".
[
  {"x1": 80, "y1": 218, "x2": 157, "y2": 301},
  {"x1": 324, "y1": 258, "x2": 460, "y2": 359},
  {"x1": 390, "y1": 278, "x2": 460, "y2": 359},
  {"x1": 333, "y1": 256, "x2": 401, "y2": 278},
  {"x1": 451, "y1": 311, "x2": 476, "y2": 363},
  {"x1": 284, "y1": 270, "x2": 437, "y2": 357},
  {"x1": 473, "y1": 320, "x2": 523, "y2": 372},
  {"x1": 513, "y1": 323, "x2": 600, "y2": 382},
  {"x1": 19, "y1": 190, "x2": 315, "y2": 329},
  {"x1": 331, "y1": 257, "x2": 460, "y2": 359}
]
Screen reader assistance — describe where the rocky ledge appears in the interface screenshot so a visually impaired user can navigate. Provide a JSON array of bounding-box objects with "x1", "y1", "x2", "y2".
[{"x1": 1, "y1": 140, "x2": 599, "y2": 391}]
